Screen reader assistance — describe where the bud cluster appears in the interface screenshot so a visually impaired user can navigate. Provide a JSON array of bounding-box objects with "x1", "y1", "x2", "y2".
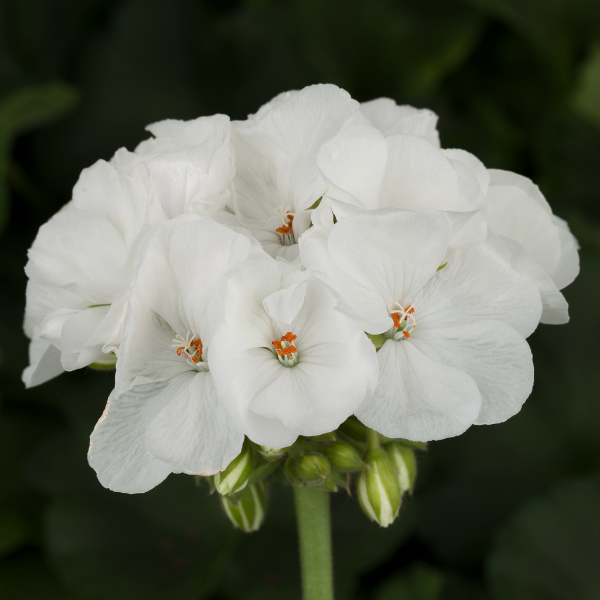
[{"x1": 200, "y1": 416, "x2": 425, "y2": 532}]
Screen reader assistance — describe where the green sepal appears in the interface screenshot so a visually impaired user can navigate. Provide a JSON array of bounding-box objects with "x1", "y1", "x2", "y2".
[
  {"x1": 89, "y1": 353, "x2": 117, "y2": 370},
  {"x1": 367, "y1": 333, "x2": 386, "y2": 348},
  {"x1": 248, "y1": 456, "x2": 281, "y2": 485},
  {"x1": 214, "y1": 438, "x2": 254, "y2": 495},
  {"x1": 220, "y1": 481, "x2": 268, "y2": 533},
  {"x1": 307, "y1": 431, "x2": 337, "y2": 443},
  {"x1": 325, "y1": 441, "x2": 367, "y2": 472}
]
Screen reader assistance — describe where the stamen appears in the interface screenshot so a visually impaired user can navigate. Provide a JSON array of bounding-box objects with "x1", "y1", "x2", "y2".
[
  {"x1": 172, "y1": 332, "x2": 204, "y2": 368},
  {"x1": 271, "y1": 206, "x2": 296, "y2": 246},
  {"x1": 390, "y1": 303, "x2": 417, "y2": 341},
  {"x1": 272, "y1": 331, "x2": 299, "y2": 366}
]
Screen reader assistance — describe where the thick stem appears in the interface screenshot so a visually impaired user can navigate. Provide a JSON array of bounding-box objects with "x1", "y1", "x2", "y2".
[{"x1": 293, "y1": 486, "x2": 334, "y2": 600}]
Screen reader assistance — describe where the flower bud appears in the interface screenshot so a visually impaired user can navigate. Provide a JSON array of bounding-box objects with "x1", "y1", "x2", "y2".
[
  {"x1": 220, "y1": 482, "x2": 267, "y2": 533},
  {"x1": 296, "y1": 452, "x2": 331, "y2": 484},
  {"x1": 325, "y1": 442, "x2": 367, "y2": 472},
  {"x1": 357, "y1": 446, "x2": 401, "y2": 528},
  {"x1": 214, "y1": 438, "x2": 254, "y2": 495},
  {"x1": 387, "y1": 442, "x2": 417, "y2": 494}
]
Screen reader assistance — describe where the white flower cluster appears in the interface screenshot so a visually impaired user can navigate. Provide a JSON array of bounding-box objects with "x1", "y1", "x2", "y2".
[{"x1": 23, "y1": 84, "x2": 579, "y2": 494}]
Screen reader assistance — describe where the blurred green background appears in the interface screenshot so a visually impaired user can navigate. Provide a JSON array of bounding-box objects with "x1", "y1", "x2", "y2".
[{"x1": 1, "y1": 1, "x2": 600, "y2": 599}]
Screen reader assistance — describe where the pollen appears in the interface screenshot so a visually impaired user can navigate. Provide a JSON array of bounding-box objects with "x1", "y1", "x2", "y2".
[
  {"x1": 272, "y1": 331, "x2": 299, "y2": 366},
  {"x1": 271, "y1": 206, "x2": 296, "y2": 246},
  {"x1": 390, "y1": 303, "x2": 416, "y2": 341},
  {"x1": 172, "y1": 332, "x2": 203, "y2": 367}
]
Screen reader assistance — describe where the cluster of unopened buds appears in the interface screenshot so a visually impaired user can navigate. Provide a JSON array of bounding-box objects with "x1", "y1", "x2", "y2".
[{"x1": 23, "y1": 84, "x2": 579, "y2": 530}]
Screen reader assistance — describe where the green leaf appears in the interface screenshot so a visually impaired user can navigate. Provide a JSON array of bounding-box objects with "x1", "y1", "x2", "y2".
[
  {"x1": 572, "y1": 43, "x2": 600, "y2": 129},
  {"x1": 488, "y1": 476, "x2": 600, "y2": 600},
  {"x1": 0, "y1": 83, "x2": 80, "y2": 233},
  {"x1": 0, "y1": 84, "x2": 80, "y2": 138}
]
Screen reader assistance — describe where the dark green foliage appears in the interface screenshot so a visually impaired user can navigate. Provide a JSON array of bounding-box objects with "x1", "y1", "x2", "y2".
[{"x1": 1, "y1": 0, "x2": 599, "y2": 598}]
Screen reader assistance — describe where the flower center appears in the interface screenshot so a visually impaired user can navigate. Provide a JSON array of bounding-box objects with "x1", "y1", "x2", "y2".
[
  {"x1": 272, "y1": 331, "x2": 299, "y2": 367},
  {"x1": 390, "y1": 303, "x2": 416, "y2": 341},
  {"x1": 272, "y1": 206, "x2": 296, "y2": 246},
  {"x1": 172, "y1": 331, "x2": 203, "y2": 367}
]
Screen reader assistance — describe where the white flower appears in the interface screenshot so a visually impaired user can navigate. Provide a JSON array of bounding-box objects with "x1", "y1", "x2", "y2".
[
  {"x1": 88, "y1": 216, "x2": 263, "y2": 493},
  {"x1": 316, "y1": 123, "x2": 488, "y2": 247},
  {"x1": 112, "y1": 114, "x2": 235, "y2": 218},
  {"x1": 208, "y1": 260, "x2": 379, "y2": 447},
  {"x1": 300, "y1": 208, "x2": 542, "y2": 441},
  {"x1": 23, "y1": 115, "x2": 235, "y2": 386},
  {"x1": 485, "y1": 169, "x2": 580, "y2": 324},
  {"x1": 231, "y1": 84, "x2": 367, "y2": 262},
  {"x1": 360, "y1": 97, "x2": 440, "y2": 147},
  {"x1": 23, "y1": 159, "x2": 153, "y2": 386}
]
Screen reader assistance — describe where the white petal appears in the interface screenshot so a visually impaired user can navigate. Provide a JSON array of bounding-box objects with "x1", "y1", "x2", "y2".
[
  {"x1": 22, "y1": 335, "x2": 64, "y2": 388},
  {"x1": 356, "y1": 340, "x2": 481, "y2": 441},
  {"x1": 499, "y1": 235, "x2": 569, "y2": 324},
  {"x1": 233, "y1": 84, "x2": 361, "y2": 216},
  {"x1": 263, "y1": 281, "x2": 307, "y2": 325},
  {"x1": 116, "y1": 297, "x2": 189, "y2": 393},
  {"x1": 486, "y1": 170, "x2": 561, "y2": 275},
  {"x1": 325, "y1": 210, "x2": 451, "y2": 332},
  {"x1": 552, "y1": 216, "x2": 580, "y2": 290},
  {"x1": 411, "y1": 320, "x2": 534, "y2": 425},
  {"x1": 317, "y1": 124, "x2": 387, "y2": 209},
  {"x1": 25, "y1": 207, "x2": 128, "y2": 303},
  {"x1": 379, "y1": 135, "x2": 467, "y2": 211},
  {"x1": 88, "y1": 386, "x2": 173, "y2": 494},
  {"x1": 59, "y1": 305, "x2": 111, "y2": 370},
  {"x1": 145, "y1": 371, "x2": 244, "y2": 475},
  {"x1": 168, "y1": 217, "x2": 255, "y2": 333},
  {"x1": 360, "y1": 99, "x2": 440, "y2": 147},
  {"x1": 415, "y1": 236, "x2": 543, "y2": 338},
  {"x1": 72, "y1": 159, "x2": 149, "y2": 247},
  {"x1": 137, "y1": 115, "x2": 234, "y2": 218},
  {"x1": 442, "y1": 149, "x2": 489, "y2": 196}
]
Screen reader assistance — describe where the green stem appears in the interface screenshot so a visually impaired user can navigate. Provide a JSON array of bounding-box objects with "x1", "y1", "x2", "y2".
[{"x1": 293, "y1": 486, "x2": 334, "y2": 600}]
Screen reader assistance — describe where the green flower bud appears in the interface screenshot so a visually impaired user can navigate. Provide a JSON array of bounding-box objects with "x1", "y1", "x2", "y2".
[
  {"x1": 387, "y1": 442, "x2": 417, "y2": 494},
  {"x1": 325, "y1": 442, "x2": 367, "y2": 472},
  {"x1": 221, "y1": 481, "x2": 267, "y2": 533},
  {"x1": 214, "y1": 438, "x2": 254, "y2": 495},
  {"x1": 296, "y1": 452, "x2": 331, "y2": 484},
  {"x1": 357, "y1": 446, "x2": 401, "y2": 528},
  {"x1": 283, "y1": 456, "x2": 303, "y2": 487}
]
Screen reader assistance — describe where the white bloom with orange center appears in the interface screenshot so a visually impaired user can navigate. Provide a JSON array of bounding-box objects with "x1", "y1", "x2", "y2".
[
  {"x1": 231, "y1": 84, "x2": 368, "y2": 262},
  {"x1": 208, "y1": 260, "x2": 379, "y2": 447},
  {"x1": 300, "y1": 208, "x2": 542, "y2": 441},
  {"x1": 88, "y1": 216, "x2": 265, "y2": 493},
  {"x1": 23, "y1": 115, "x2": 236, "y2": 387},
  {"x1": 485, "y1": 169, "x2": 580, "y2": 324}
]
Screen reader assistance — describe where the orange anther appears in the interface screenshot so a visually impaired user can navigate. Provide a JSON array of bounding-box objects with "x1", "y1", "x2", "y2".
[
  {"x1": 407, "y1": 306, "x2": 415, "y2": 314},
  {"x1": 272, "y1": 340, "x2": 282, "y2": 349},
  {"x1": 176, "y1": 347, "x2": 185, "y2": 356},
  {"x1": 290, "y1": 345, "x2": 297, "y2": 354},
  {"x1": 403, "y1": 331, "x2": 411, "y2": 339},
  {"x1": 282, "y1": 332, "x2": 297, "y2": 343},
  {"x1": 191, "y1": 356, "x2": 200, "y2": 364},
  {"x1": 392, "y1": 313, "x2": 402, "y2": 328}
]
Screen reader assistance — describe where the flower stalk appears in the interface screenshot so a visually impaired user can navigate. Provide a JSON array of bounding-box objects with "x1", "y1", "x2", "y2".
[{"x1": 294, "y1": 486, "x2": 334, "y2": 600}]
